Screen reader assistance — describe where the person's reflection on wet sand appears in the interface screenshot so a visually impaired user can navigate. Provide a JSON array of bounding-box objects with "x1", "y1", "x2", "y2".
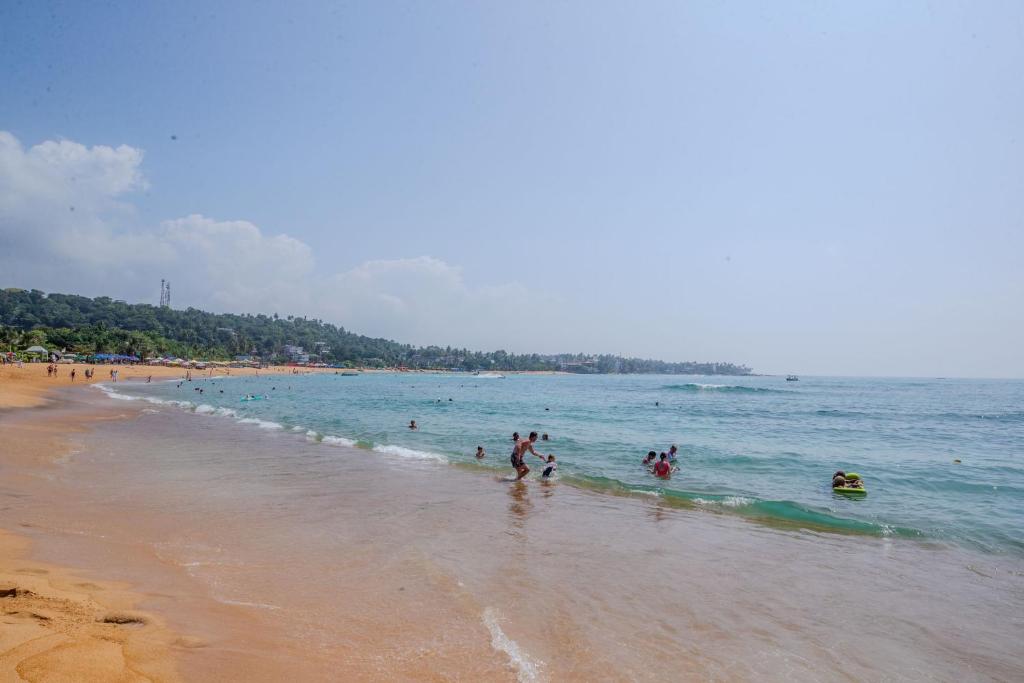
[{"x1": 507, "y1": 480, "x2": 533, "y2": 533}]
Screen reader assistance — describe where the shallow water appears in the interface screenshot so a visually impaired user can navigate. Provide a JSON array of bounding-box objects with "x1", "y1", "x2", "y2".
[
  {"x1": 110, "y1": 373, "x2": 1024, "y2": 554},
  {"x1": 10, "y1": 394, "x2": 1024, "y2": 682}
]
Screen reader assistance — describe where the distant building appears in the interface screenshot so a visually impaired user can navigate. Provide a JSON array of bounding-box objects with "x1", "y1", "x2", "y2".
[{"x1": 282, "y1": 345, "x2": 310, "y2": 364}]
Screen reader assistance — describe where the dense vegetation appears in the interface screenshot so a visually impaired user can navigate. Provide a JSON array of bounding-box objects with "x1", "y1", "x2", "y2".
[{"x1": 0, "y1": 289, "x2": 752, "y2": 374}]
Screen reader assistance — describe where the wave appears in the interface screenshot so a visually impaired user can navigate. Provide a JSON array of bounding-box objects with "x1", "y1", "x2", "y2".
[
  {"x1": 196, "y1": 404, "x2": 237, "y2": 417},
  {"x1": 815, "y1": 409, "x2": 870, "y2": 418},
  {"x1": 662, "y1": 383, "x2": 785, "y2": 394},
  {"x1": 936, "y1": 411, "x2": 1024, "y2": 424},
  {"x1": 563, "y1": 473, "x2": 917, "y2": 538},
  {"x1": 93, "y1": 383, "x2": 139, "y2": 401},
  {"x1": 372, "y1": 444, "x2": 448, "y2": 463},
  {"x1": 236, "y1": 417, "x2": 284, "y2": 430}
]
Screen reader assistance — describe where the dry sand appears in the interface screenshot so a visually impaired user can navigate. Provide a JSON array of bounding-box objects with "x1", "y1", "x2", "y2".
[{"x1": 0, "y1": 362, "x2": 330, "y2": 409}]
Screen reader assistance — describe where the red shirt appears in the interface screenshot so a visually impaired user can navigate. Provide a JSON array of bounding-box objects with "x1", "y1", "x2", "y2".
[{"x1": 653, "y1": 461, "x2": 671, "y2": 478}]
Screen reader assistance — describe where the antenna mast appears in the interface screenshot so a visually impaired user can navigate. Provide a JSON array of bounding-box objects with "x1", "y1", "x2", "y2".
[{"x1": 159, "y1": 279, "x2": 171, "y2": 308}]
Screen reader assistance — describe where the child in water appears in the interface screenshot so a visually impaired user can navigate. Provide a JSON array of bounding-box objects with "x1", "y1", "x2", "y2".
[
  {"x1": 475, "y1": 446, "x2": 485, "y2": 459},
  {"x1": 540, "y1": 454, "x2": 557, "y2": 478},
  {"x1": 643, "y1": 451, "x2": 657, "y2": 468}
]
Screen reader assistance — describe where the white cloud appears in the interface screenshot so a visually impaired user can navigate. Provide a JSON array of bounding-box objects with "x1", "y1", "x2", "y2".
[{"x1": 0, "y1": 131, "x2": 563, "y2": 351}]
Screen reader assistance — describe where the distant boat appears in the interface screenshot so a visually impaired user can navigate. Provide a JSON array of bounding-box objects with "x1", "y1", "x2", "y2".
[
  {"x1": 474, "y1": 372, "x2": 506, "y2": 379},
  {"x1": 786, "y1": 375, "x2": 799, "y2": 382},
  {"x1": 339, "y1": 370, "x2": 360, "y2": 376}
]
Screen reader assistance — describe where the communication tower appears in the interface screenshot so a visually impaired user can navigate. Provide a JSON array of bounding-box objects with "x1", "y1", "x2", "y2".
[{"x1": 159, "y1": 279, "x2": 171, "y2": 308}]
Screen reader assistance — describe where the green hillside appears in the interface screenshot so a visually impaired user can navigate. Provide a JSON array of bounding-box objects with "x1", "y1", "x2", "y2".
[{"x1": 0, "y1": 288, "x2": 752, "y2": 374}]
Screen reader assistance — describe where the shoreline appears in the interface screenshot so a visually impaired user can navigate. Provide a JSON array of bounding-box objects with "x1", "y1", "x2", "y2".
[
  {"x1": 2, "y1": 373, "x2": 1023, "y2": 680},
  {"x1": 0, "y1": 388, "x2": 183, "y2": 680}
]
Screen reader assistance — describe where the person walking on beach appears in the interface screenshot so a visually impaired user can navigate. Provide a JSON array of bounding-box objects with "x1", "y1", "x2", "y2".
[
  {"x1": 70, "y1": 368, "x2": 76, "y2": 382},
  {"x1": 511, "y1": 431, "x2": 544, "y2": 480}
]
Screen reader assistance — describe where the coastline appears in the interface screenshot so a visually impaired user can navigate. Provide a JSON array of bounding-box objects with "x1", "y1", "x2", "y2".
[
  {"x1": 0, "y1": 386, "x2": 182, "y2": 681},
  {"x1": 2, "y1": 372, "x2": 1023, "y2": 680}
]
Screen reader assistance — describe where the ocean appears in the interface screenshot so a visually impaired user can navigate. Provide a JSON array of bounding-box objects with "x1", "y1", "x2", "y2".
[{"x1": 106, "y1": 372, "x2": 1024, "y2": 555}]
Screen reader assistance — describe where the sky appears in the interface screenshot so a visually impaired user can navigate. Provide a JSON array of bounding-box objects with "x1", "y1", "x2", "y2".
[{"x1": 1, "y1": 1, "x2": 1022, "y2": 377}]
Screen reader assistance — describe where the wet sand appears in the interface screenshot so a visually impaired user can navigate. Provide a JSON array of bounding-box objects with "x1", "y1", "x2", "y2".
[
  {"x1": 1, "y1": 384, "x2": 1022, "y2": 680},
  {"x1": 0, "y1": 391, "x2": 183, "y2": 680}
]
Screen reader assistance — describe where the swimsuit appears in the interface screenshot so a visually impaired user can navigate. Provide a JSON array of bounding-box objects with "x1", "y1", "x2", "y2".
[
  {"x1": 542, "y1": 463, "x2": 557, "y2": 477},
  {"x1": 511, "y1": 450, "x2": 524, "y2": 469}
]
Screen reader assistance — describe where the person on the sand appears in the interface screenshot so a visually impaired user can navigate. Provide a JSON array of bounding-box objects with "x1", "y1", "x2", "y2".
[{"x1": 511, "y1": 431, "x2": 543, "y2": 480}]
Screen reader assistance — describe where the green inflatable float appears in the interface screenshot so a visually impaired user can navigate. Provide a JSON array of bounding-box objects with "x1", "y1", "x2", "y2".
[{"x1": 833, "y1": 472, "x2": 867, "y2": 495}]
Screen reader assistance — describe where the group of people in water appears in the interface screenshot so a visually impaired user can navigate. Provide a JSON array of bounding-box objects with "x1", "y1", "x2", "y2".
[
  {"x1": 643, "y1": 445, "x2": 680, "y2": 478},
  {"x1": 411, "y1": 419, "x2": 683, "y2": 483}
]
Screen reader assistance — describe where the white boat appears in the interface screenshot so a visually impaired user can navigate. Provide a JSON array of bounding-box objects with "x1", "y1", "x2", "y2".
[{"x1": 474, "y1": 372, "x2": 506, "y2": 379}]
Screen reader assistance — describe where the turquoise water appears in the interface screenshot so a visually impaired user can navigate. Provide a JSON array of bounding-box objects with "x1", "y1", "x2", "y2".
[{"x1": 109, "y1": 373, "x2": 1024, "y2": 554}]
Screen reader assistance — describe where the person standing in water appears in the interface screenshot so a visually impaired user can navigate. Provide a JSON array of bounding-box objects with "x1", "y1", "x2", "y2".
[
  {"x1": 511, "y1": 431, "x2": 544, "y2": 480},
  {"x1": 653, "y1": 453, "x2": 672, "y2": 479},
  {"x1": 409, "y1": 420, "x2": 418, "y2": 430}
]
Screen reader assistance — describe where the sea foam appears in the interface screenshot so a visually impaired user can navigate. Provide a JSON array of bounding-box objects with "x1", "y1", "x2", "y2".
[
  {"x1": 372, "y1": 444, "x2": 447, "y2": 462},
  {"x1": 482, "y1": 607, "x2": 542, "y2": 682}
]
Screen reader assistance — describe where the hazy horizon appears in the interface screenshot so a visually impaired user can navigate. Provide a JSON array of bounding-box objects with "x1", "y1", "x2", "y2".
[{"x1": 2, "y1": 2, "x2": 1022, "y2": 378}]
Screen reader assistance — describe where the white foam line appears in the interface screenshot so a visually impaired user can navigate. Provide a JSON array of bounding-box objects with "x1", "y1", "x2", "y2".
[
  {"x1": 482, "y1": 607, "x2": 542, "y2": 682},
  {"x1": 236, "y1": 417, "x2": 284, "y2": 430},
  {"x1": 372, "y1": 444, "x2": 447, "y2": 462},
  {"x1": 93, "y1": 383, "x2": 139, "y2": 401},
  {"x1": 323, "y1": 435, "x2": 357, "y2": 447}
]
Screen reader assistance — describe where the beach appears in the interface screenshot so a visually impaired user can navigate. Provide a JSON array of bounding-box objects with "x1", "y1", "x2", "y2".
[{"x1": 1, "y1": 371, "x2": 1022, "y2": 681}]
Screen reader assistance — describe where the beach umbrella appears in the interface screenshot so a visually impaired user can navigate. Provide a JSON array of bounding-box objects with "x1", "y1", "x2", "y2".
[{"x1": 25, "y1": 345, "x2": 48, "y2": 355}]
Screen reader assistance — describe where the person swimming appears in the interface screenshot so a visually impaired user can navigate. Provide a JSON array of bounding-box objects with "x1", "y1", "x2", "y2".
[
  {"x1": 832, "y1": 470, "x2": 863, "y2": 489},
  {"x1": 643, "y1": 451, "x2": 657, "y2": 467},
  {"x1": 475, "y1": 446, "x2": 485, "y2": 459},
  {"x1": 409, "y1": 420, "x2": 418, "y2": 430}
]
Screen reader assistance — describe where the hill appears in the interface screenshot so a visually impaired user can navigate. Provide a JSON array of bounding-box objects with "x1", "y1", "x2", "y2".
[{"x1": 0, "y1": 288, "x2": 752, "y2": 374}]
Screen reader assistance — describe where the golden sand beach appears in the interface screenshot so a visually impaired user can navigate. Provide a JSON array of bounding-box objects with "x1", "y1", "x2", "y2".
[{"x1": 0, "y1": 363, "x2": 329, "y2": 681}]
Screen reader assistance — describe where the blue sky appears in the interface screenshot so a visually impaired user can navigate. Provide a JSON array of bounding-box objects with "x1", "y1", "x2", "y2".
[{"x1": 1, "y1": 1, "x2": 1022, "y2": 376}]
